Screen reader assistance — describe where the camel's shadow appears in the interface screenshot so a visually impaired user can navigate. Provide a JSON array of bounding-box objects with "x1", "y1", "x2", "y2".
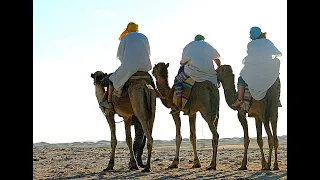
[
  {"x1": 45, "y1": 169, "x2": 287, "y2": 180},
  {"x1": 44, "y1": 169, "x2": 149, "y2": 180}
]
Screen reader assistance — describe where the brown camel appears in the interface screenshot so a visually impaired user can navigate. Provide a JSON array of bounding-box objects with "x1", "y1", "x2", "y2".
[
  {"x1": 216, "y1": 64, "x2": 280, "y2": 170},
  {"x1": 152, "y1": 62, "x2": 220, "y2": 170},
  {"x1": 91, "y1": 71, "x2": 156, "y2": 172}
]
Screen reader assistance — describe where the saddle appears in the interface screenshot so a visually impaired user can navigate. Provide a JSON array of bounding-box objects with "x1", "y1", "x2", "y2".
[
  {"x1": 172, "y1": 77, "x2": 195, "y2": 115},
  {"x1": 243, "y1": 77, "x2": 281, "y2": 117},
  {"x1": 101, "y1": 71, "x2": 156, "y2": 98}
]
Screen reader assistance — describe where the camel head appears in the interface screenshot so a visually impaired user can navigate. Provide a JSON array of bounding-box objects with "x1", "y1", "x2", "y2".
[
  {"x1": 152, "y1": 62, "x2": 169, "y2": 78},
  {"x1": 216, "y1": 65, "x2": 238, "y2": 109},
  {"x1": 91, "y1": 71, "x2": 108, "y2": 85},
  {"x1": 216, "y1": 65, "x2": 236, "y2": 86},
  {"x1": 216, "y1": 65, "x2": 233, "y2": 82}
]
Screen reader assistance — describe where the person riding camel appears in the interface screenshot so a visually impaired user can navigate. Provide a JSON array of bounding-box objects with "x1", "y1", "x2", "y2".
[
  {"x1": 231, "y1": 26, "x2": 282, "y2": 109},
  {"x1": 170, "y1": 34, "x2": 221, "y2": 114},
  {"x1": 99, "y1": 22, "x2": 152, "y2": 110}
]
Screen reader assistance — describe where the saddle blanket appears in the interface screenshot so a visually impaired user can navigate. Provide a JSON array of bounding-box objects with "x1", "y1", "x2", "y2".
[{"x1": 173, "y1": 77, "x2": 195, "y2": 114}]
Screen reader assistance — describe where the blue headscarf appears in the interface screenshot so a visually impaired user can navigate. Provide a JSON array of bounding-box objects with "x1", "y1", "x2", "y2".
[{"x1": 250, "y1": 26, "x2": 262, "y2": 40}]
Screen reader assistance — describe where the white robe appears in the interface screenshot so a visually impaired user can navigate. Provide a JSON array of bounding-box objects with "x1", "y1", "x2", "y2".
[
  {"x1": 109, "y1": 32, "x2": 152, "y2": 90},
  {"x1": 180, "y1": 41, "x2": 220, "y2": 85},
  {"x1": 240, "y1": 38, "x2": 282, "y2": 100}
]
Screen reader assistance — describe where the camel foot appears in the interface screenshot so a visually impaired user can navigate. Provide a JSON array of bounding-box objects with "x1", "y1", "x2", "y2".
[
  {"x1": 168, "y1": 158, "x2": 179, "y2": 169},
  {"x1": 192, "y1": 163, "x2": 201, "y2": 168},
  {"x1": 102, "y1": 166, "x2": 113, "y2": 171},
  {"x1": 168, "y1": 164, "x2": 178, "y2": 169},
  {"x1": 192, "y1": 159, "x2": 201, "y2": 168},
  {"x1": 238, "y1": 166, "x2": 247, "y2": 170},
  {"x1": 207, "y1": 166, "x2": 216, "y2": 170},
  {"x1": 102, "y1": 161, "x2": 114, "y2": 171}
]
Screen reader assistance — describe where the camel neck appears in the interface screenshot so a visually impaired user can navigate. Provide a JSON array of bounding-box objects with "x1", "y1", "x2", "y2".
[
  {"x1": 95, "y1": 84, "x2": 106, "y2": 102},
  {"x1": 155, "y1": 76, "x2": 170, "y2": 97}
]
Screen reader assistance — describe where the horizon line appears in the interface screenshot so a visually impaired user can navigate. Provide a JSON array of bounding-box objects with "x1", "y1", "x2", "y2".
[{"x1": 33, "y1": 135, "x2": 287, "y2": 145}]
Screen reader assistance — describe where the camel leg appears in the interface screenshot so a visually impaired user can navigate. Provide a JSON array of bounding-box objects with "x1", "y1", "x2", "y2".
[
  {"x1": 102, "y1": 115, "x2": 117, "y2": 171},
  {"x1": 255, "y1": 117, "x2": 267, "y2": 169},
  {"x1": 271, "y1": 113, "x2": 279, "y2": 170},
  {"x1": 128, "y1": 86, "x2": 154, "y2": 172},
  {"x1": 201, "y1": 113, "x2": 219, "y2": 170},
  {"x1": 124, "y1": 117, "x2": 139, "y2": 170},
  {"x1": 132, "y1": 117, "x2": 146, "y2": 168},
  {"x1": 237, "y1": 112, "x2": 250, "y2": 170},
  {"x1": 137, "y1": 117, "x2": 153, "y2": 172},
  {"x1": 262, "y1": 120, "x2": 274, "y2": 170},
  {"x1": 168, "y1": 113, "x2": 182, "y2": 169},
  {"x1": 189, "y1": 113, "x2": 201, "y2": 168},
  {"x1": 132, "y1": 110, "x2": 153, "y2": 173}
]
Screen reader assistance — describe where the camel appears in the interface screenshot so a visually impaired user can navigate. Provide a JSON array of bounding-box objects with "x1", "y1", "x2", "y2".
[
  {"x1": 96, "y1": 105, "x2": 146, "y2": 168},
  {"x1": 152, "y1": 62, "x2": 220, "y2": 170},
  {"x1": 91, "y1": 71, "x2": 156, "y2": 172},
  {"x1": 216, "y1": 64, "x2": 280, "y2": 170}
]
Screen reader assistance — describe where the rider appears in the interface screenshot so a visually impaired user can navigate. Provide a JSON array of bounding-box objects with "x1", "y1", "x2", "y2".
[
  {"x1": 231, "y1": 26, "x2": 282, "y2": 109},
  {"x1": 170, "y1": 34, "x2": 221, "y2": 114},
  {"x1": 100, "y1": 22, "x2": 152, "y2": 110}
]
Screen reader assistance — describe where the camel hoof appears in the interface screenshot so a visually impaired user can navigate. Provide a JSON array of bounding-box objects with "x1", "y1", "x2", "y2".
[
  {"x1": 168, "y1": 164, "x2": 178, "y2": 169},
  {"x1": 102, "y1": 166, "x2": 113, "y2": 171},
  {"x1": 273, "y1": 167, "x2": 280, "y2": 171},
  {"x1": 207, "y1": 166, "x2": 216, "y2": 170},
  {"x1": 238, "y1": 166, "x2": 247, "y2": 170},
  {"x1": 192, "y1": 164, "x2": 201, "y2": 168},
  {"x1": 141, "y1": 168, "x2": 150, "y2": 172}
]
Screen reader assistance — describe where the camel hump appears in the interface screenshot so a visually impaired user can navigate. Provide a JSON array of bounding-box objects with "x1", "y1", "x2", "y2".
[
  {"x1": 129, "y1": 71, "x2": 151, "y2": 80},
  {"x1": 112, "y1": 71, "x2": 155, "y2": 98},
  {"x1": 126, "y1": 71, "x2": 155, "y2": 89}
]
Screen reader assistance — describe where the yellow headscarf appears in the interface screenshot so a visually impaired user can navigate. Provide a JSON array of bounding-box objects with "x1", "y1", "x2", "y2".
[{"x1": 118, "y1": 22, "x2": 139, "y2": 40}]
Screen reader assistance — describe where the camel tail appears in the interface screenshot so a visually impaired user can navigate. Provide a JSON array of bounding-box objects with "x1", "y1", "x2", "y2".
[
  {"x1": 144, "y1": 83, "x2": 156, "y2": 121},
  {"x1": 208, "y1": 82, "x2": 220, "y2": 119},
  {"x1": 150, "y1": 89, "x2": 156, "y2": 122}
]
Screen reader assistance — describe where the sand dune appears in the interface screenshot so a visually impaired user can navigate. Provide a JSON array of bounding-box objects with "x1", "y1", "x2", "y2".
[{"x1": 33, "y1": 135, "x2": 287, "y2": 179}]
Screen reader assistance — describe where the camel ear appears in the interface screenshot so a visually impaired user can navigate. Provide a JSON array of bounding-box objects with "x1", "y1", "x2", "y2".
[
  {"x1": 91, "y1": 73, "x2": 94, "y2": 78},
  {"x1": 166, "y1": 63, "x2": 169, "y2": 68}
]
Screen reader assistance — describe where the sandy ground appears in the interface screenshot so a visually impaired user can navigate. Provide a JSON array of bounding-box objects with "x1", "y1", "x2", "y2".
[{"x1": 33, "y1": 136, "x2": 287, "y2": 180}]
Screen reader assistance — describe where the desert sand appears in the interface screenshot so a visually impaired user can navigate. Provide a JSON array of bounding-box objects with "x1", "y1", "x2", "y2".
[{"x1": 33, "y1": 135, "x2": 287, "y2": 180}]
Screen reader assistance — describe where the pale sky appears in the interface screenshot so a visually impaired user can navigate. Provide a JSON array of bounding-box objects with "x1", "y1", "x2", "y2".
[{"x1": 33, "y1": 0, "x2": 287, "y2": 143}]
